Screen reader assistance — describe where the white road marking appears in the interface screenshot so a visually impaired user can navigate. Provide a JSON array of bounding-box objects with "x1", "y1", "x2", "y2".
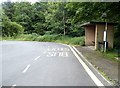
[
  {"x1": 47, "y1": 48, "x2": 70, "y2": 51},
  {"x1": 46, "y1": 52, "x2": 68, "y2": 57},
  {"x1": 59, "y1": 52, "x2": 63, "y2": 57},
  {"x1": 73, "y1": 46, "x2": 112, "y2": 85},
  {"x1": 52, "y1": 48, "x2": 56, "y2": 51},
  {"x1": 46, "y1": 52, "x2": 56, "y2": 57},
  {"x1": 53, "y1": 52, "x2": 57, "y2": 56},
  {"x1": 34, "y1": 56, "x2": 40, "y2": 61},
  {"x1": 68, "y1": 45, "x2": 104, "y2": 86},
  {"x1": 65, "y1": 52, "x2": 68, "y2": 57},
  {"x1": 61, "y1": 48, "x2": 63, "y2": 51},
  {"x1": 11, "y1": 84, "x2": 16, "y2": 88},
  {"x1": 47, "y1": 52, "x2": 52, "y2": 57},
  {"x1": 22, "y1": 64, "x2": 31, "y2": 73}
]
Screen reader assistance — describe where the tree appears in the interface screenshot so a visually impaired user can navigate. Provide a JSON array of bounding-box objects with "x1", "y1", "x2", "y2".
[
  {"x1": 12, "y1": 2, "x2": 32, "y2": 33},
  {"x1": 2, "y1": 1, "x2": 120, "y2": 46},
  {"x1": 2, "y1": 14, "x2": 24, "y2": 37},
  {"x1": 2, "y1": 2, "x2": 14, "y2": 21}
]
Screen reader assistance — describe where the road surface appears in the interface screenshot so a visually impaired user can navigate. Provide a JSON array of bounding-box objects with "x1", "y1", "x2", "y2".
[{"x1": 1, "y1": 41, "x2": 111, "y2": 87}]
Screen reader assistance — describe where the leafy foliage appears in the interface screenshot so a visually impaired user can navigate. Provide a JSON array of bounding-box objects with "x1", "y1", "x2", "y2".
[
  {"x1": 1, "y1": 2, "x2": 120, "y2": 48},
  {"x1": 2, "y1": 15, "x2": 24, "y2": 37}
]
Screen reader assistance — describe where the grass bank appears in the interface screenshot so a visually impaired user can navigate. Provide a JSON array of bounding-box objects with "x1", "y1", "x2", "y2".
[
  {"x1": 102, "y1": 50, "x2": 119, "y2": 62},
  {"x1": 1, "y1": 34, "x2": 85, "y2": 46}
]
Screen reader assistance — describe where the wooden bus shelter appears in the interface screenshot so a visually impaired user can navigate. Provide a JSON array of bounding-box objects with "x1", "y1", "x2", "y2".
[{"x1": 81, "y1": 22, "x2": 117, "y2": 50}]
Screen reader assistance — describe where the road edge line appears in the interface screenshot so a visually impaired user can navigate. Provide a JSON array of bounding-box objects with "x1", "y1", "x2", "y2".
[
  {"x1": 11, "y1": 84, "x2": 16, "y2": 88},
  {"x1": 72, "y1": 46, "x2": 112, "y2": 85},
  {"x1": 68, "y1": 45, "x2": 104, "y2": 86}
]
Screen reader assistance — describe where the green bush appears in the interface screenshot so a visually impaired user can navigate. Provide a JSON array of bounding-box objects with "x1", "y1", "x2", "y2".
[
  {"x1": 2, "y1": 21, "x2": 24, "y2": 37},
  {"x1": 66, "y1": 36, "x2": 85, "y2": 45},
  {"x1": 22, "y1": 33, "x2": 38, "y2": 41},
  {"x1": 32, "y1": 23, "x2": 45, "y2": 35},
  {"x1": 35, "y1": 36, "x2": 43, "y2": 41},
  {"x1": 79, "y1": 37, "x2": 85, "y2": 46},
  {"x1": 35, "y1": 35, "x2": 61, "y2": 42},
  {"x1": 0, "y1": 28, "x2": 2, "y2": 37},
  {"x1": 2, "y1": 33, "x2": 85, "y2": 46},
  {"x1": 114, "y1": 37, "x2": 120, "y2": 49},
  {"x1": 2, "y1": 15, "x2": 24, "y2": 37}
]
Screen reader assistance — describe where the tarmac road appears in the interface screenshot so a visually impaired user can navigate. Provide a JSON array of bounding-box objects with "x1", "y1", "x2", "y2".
[{"x1": 1, "y1": 41, "x2": 110, "y2": 87}]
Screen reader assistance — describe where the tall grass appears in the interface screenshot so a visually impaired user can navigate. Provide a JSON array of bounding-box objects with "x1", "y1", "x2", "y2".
[{"x1": 1, "y1": 34, "x2": 85, "y2": 45}]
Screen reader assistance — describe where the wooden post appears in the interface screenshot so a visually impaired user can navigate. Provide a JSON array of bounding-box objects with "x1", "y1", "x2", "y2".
[{"x1": 95, "y1": 25, "x2": 98, "y2": 50}]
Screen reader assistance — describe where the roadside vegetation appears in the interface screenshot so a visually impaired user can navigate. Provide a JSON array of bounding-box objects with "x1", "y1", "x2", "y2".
[
  {"x1": 102, "y1": 49, "x2": 120, "y2": 62},
  {"x1": 1, "y1": 34, "x2": 85, "y2": 45},
  {"x1": 0, "y1": 2, "x2": 120, "y2": 85},
  {"x1": 0, "y1": 2, "x2": 120, "y2": 59}
]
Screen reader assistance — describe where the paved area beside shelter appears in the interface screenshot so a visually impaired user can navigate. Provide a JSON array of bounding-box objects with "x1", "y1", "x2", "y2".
[{"x1": 75, "y1": 46, "x2": 119, "y2": 85}]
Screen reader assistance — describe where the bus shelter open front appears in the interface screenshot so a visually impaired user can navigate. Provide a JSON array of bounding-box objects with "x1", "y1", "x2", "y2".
[{"x1": 81, "y1": 22, "x2": 117, "y2": 50}]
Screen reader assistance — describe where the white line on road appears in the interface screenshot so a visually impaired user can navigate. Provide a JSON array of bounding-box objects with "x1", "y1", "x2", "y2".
[
  {"x1": 66, "y1": 52, "x2": 68, "y2": 57},
  {"x1": 11, "y1": 84, "x2": 16, "y2": 88},
  {"x1": 22, "y1": 64, "x2": 31, "y2": 73},
  {"x1": 68, "y1": 45, "x2": 104, "y2": 86},
  {"x1": 72, "y1": 46, "x2": 112, "y2": 85},
  {"x1": 34, "y1": 56, "x2": 41, "y2": 61}
]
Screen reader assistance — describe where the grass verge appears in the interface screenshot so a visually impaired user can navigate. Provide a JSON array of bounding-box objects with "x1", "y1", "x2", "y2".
[
  {"x1": 1, "y1": 34, "x2": 85, "y2": 46},
  {"x1": 102, "y1": 50, "x2": 119, "y2": 62}
]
